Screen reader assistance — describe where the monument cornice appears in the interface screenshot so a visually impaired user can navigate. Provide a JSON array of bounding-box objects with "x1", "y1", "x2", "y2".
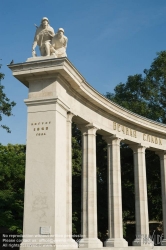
[
  {"x1": 24, "y1": 96, "x2": 70, "y2": 112},
  {"x1": 8, "y1": 57, "x2": 166, "y2": 136}
]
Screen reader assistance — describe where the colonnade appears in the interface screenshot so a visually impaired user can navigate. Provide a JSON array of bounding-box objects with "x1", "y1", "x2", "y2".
[
  {"x1": 9, "y1": 57, "x2": 166, "y2": 250},
  {"x1": 70, "y1": 119, "x2": 166, "y2": 248}
]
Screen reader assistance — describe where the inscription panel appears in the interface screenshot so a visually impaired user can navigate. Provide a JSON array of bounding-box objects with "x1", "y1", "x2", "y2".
[
  {"x1": 113, "y1": 122, "x2": 137, "y2": 138},
  {"x1": 31, "y1": 121, "x2": 51, "y2": 136},
  {"x1": 40, "y1": 226, "x2": 51, "y2": 235},
  {"x1": 113, "y1": 122, "x2": 163, "y2": 146}
]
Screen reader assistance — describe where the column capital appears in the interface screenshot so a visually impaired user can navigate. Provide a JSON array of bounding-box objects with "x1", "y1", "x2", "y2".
[
  {"x1": 78, "y1": 123, "x2": 100, "y2": 135},
  {"x1": 155, "y1": 150, "x2": 166, "y2": 158},
  {"x1": 102, "y1": 134, "x2": 124, "y2": 144},
  {"x1": 129, "y1": 143, "x2": 147, "y2": 153},
  {"x1": 67, "y1": 112, "x2": 75, "y2": 123}
]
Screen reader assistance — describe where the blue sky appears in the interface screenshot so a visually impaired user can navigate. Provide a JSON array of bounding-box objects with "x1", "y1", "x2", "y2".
[{"x1": 1, "y1": 0, "x2": 166, "y2": 145}]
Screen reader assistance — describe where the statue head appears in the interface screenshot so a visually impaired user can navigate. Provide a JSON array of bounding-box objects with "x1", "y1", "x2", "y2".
[
  {"x1": 41, "y1": 17, "x2": 49, "y2": 28},
  {"x1": 57, "y1": 28, "x2": 64, "y2": 38}
]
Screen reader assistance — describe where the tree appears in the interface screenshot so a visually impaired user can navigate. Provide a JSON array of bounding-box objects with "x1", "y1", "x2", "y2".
[
  {"x1": 0, "y1": 62, "x2": 16, "y2": 132},
  {"x1": 0, "y1": 144, "x2": 26, "y2": 234},
  {"x1": 72, "y1": 123, "x2": 82, "y2": 235},
  {"x1": 106, "y1": 51, "x2": 166, "y2": 122}
]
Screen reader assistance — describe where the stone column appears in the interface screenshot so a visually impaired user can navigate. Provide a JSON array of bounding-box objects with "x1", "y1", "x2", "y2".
[
  {"x1": 156, "y1": 151, "x2": 166, "y2": 246},
  {"x1": 66, "y1": 112, "x2": 78, "y2": 248},
  {"x1": 103, "y1": 136, "x2": 128, "y2": 247},
  {"x1": 131, "y1": 145, "x2": 152, "y2": 246},
  {"x1": 78, "y1": 124, "x2": 103, "y2": 248}
]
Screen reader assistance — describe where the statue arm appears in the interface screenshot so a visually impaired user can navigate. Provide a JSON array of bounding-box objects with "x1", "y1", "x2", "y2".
[
  {"x1": 32, "y1": 40, "x2": 37, "y2": 51},
  {"x1": 64, "y1": 37, "x2": 68, "y2": 48},
  {"x1": 32, "y1": 29, "x2": 40, "y2": 56},
  {"x1": 32, "y1": 39, "x2": 37, "y2": 57}
]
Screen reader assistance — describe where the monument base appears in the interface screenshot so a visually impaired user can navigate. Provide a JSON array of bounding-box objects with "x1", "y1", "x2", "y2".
[
  {"x1": 26, "y1": 55, "x2": 66, "y2": 62},
  {"x1": 26, "y1": 55, "x2": 58, "y2": 62},
  {"x1": 78, "y1": 247, "x2": 166, "y2": 250},
  {"x1": 20, "y1": 238, "x2": 78, "y2": 250},
  {"x1": 162, "y1": 239, "x2": 166, "y2": 246},
  {"x1": 132, "y1": 238, "x2": 153, "y2": 247},
  {"x1": 104, "y1": 238, "x2": 128, "y2": 247},
  {"x1": 78, "y1": 238, "x2": 103, "y2": 248},
  {"x1": 19, "y1": 246, "x2": 166, "y2": 250}
]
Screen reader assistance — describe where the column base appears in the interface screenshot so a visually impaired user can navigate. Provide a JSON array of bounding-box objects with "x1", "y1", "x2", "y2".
[
  {"x1": 20, "y1": 238, "x2": 78, "y2": 250},
  {"x1": 133, "y1": 237, "x2": 154, "y2": 247},
  {"x1": 78, "y1": 238, "x2": 103, "y2": 248},
  {"x1": 161, "y1": 239, "x2": 166, "y2": 246},
  {"x1": 20, "y1": 243, "x2": 55, "y2": 250},
  {"x1": 104, "y1": 238, "x2": 128, "y2": 247},
  {"x1": 65, "y1": 238, "x2": 78, "y2": 248}
]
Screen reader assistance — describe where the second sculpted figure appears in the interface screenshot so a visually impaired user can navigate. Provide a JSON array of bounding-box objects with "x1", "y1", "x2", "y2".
[{"x1": 32, "y1": 17, "x2": 68, "y2": 58}]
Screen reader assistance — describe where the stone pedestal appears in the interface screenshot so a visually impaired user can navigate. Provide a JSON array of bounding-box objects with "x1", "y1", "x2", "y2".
[
  {"x1": 18, "y1": 75, "x2": 77, "y2": 249},
  {"x1": 103, "y1": 136, "x2": 128, "y2": 247},
  {"x1": 78, "y1": 124, "x2": 103, "y2": 248},
  {"x1": 130, "y1": 145, "x2": 152, "y2": 247}
]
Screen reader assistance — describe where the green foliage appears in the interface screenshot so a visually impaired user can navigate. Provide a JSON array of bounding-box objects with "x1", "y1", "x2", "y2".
[
  {"x1": 0, "y1": 63, "x2": 16, "y2": 133},
  {"x1": 120, "y1": 144, "x2": 135, "y2": 222},
  {"x1": 96, "y1": 134, "x2": 108, "y2": 241},
  {"x1": 107, "y1": 51, "x2": 166, "y2": 122},
  {"x1": 0, "y1": 144, "x2": 25, "y2": 233},
  {"x1": 72, "y1": 123, "x2": 82, "y2": 235}
]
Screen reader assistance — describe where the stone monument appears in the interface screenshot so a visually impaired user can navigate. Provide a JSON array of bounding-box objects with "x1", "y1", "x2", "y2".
[{"x1": 8, "y1": 17, "x2": 166, "y2": 250}]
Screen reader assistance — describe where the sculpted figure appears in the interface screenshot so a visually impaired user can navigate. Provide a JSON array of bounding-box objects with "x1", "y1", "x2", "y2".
[
  {"x1": 50, "y1": 28, "x2": 68, "y2": 58},
  {"x1": 32, "y1": 17, "x2": 55, "y2": 57}
]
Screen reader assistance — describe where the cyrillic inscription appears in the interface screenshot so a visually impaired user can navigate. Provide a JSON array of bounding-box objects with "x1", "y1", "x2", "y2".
[
  {"x1": 31, "y1": 121, "x2": 51, "y2": 136},
  {"x1": 143, "y1": 133, "x2": 162, "y2": 145},
  {"x1": 113, "y1": 122, "x2": 163, "y2": 146},
  {"x1": 113, "y1": 122, "x2": 137, "y2": 138}
]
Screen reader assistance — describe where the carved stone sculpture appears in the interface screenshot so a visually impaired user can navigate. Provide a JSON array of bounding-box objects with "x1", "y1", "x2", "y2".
[
  {"x1": 51, "y1": 28, "x2": 68, "y2": 58},
  {"x1": 32, "y1": 17, "x2": 68, "y2": 58}
]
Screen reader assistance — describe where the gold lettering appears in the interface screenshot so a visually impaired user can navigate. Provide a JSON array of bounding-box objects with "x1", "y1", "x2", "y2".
[
  {"x1": 126, "y1": 127, "x2": 129, "y2": 135},
  {"x1": 133, "y1": 131, "x2": 137, "y2": 138},
  {"x1": 130, "y1": 129, "x2": 133, "y2": 137},
  {"x1": 147, "y1": 135, "x2": 150, "y2": 142},
  {"x1": 41, "y1": 127, "x2": 44, "y2": 130},
  {"x1": 159, "y1": 139, "x2": 162, "y2": 145},
  {"x1": 155, "y1": 137, "x2": 158, "y2": 144},
  {"x1": 143, "y1": 134, "x2": 146, "y2": 141},
  {"x1": 46, "y1": 127, "x2": 48, "y2": 130},
  {"x1": 31, "y1": 123, "x2": 33, "y2": 125},
  {"x1": 118, "y1": 124, "x2": 121, "y2": 132},
  {"x1": 121, "y1": 126, "x2": 125, "y2": 134},
  {"x1": 49, "y1": 121, "x2": 51, "y2": 124},
  {"x1": 113, "y1": 122, "x2": 116, "y2": 130},
  {"x1": 151, "y1": 136, "x2": 154, "y2": 143},
  {"x1": 34, "y1": 128, "x2": 35, "y2": 131},
  {"x1": 37, "y1": 128, "x2": 40, "y2": 131},
  {"x1": 35, "y1": 123, "x2": 37, "y2": 125}
]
